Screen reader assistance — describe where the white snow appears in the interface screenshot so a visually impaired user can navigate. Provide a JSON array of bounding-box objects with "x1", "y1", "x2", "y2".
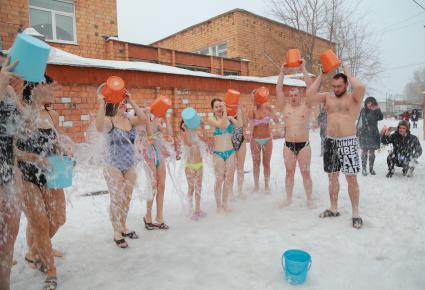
[
  {"x1": 10, "y1": 119, "x2": 425, "y2": 290},
  {"x1": 47, "y1": 48, "x2": 306, "y2": 87}
]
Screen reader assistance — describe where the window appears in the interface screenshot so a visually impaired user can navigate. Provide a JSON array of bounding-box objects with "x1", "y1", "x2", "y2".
[
  {"x1": 194, "y1": 42, "x2": 227, "y2": 57},
  {"x1": 29, "y1": 0, "x2": 77, "y2": 44}
]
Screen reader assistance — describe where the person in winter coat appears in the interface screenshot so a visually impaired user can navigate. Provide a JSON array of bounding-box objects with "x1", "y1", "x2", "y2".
[
  {"x1": 356, "y1": 96, "x2": 383, "y2": 176},
  {"x1": 410, "y1": 109, "x2": 419, "y2": 128},
  {"x1": 381, "y1": 120, "x2": 422, "y2": 177}
]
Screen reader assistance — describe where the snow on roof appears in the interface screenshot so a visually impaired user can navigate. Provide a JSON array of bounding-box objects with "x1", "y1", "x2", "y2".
[{"x1": 47, "y1": 48, "x2": 306, "y2": 87}]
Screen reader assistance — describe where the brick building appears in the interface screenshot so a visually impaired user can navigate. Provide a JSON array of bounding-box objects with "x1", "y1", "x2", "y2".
[
  {"x1": 151, "y1": 9, "x2": 335, "y2": 76},
  {"x1": 0, "y1": 0, "x2": 117, "y2": 59}
]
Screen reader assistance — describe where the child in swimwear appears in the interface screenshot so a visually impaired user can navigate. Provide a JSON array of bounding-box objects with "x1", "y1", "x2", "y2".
[{"x1": 180, "y1": 120, "x2": 208, "y2": 220}]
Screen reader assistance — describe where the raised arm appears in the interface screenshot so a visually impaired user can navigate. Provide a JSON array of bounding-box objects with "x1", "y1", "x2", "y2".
[
  {"x1": 343, "y1": 64, "x2": 365, "y2": 104},
  {"x1": 95, "y1": 87, "x2": 112, "y2": 133},
  {"x1": 0, "y1": 56, "x2": 20, "y2": 102},
  {"x1": 276, "y1": 64, "x2": 285, "y2": 104},
  {"x1": 301, "y1": 59, "x2": 312, "y2": 88},
  {"x1": 306, "y1": 71, "x2": 326, "y2": 104},
  {"x1": 126, "y1": 91, "x2": 148, "y2": 126}
]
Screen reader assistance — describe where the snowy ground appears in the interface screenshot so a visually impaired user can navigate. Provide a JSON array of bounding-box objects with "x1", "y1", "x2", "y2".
[{"x1": 11, "y1": 119, "x2": 425, "y2": 290}]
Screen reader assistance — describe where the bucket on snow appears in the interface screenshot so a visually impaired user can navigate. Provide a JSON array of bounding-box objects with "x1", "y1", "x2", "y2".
[
  {"x1": 47, "y1": 155, "x2": 74, "y2": 189},
  {"x1": 281, "y1": 249, "x2": 312, "y2": 285},
  {"x1": 8, "y1": 33, "x2": 51, "y2": 82},
  {"x1": 182, "y1": 107, "x2": 201, "y2": 129}
]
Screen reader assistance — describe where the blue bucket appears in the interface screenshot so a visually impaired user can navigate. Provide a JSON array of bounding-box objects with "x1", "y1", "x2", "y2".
[
  {"x1": 8, "y1": 33, "x2": 51, "y2": 82},
  {"x1": 47, "y1": 155, "x2": 74, "y2": 189},
  {"x1": 282, "y1": 249, "x2": 312, "y2": 285},
  {"x1": 182, "y1": 107, "x2": 200, "y2": 129}
]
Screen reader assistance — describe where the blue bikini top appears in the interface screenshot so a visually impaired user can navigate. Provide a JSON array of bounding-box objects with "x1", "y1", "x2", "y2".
[{"x1": 213, "y1": 121, "x2": 234, "y2": 136}]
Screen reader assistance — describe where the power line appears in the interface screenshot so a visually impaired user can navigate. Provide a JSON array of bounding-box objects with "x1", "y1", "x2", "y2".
[
  {"x1": 412, "y1": 0, "x2": 425, "y2": 11},
  {"x1": 376, "y1": 11, "x2": 425, "y2": 34},
  {"x1": 381, "y1": 18, "x2": 425, "y2": 34}
]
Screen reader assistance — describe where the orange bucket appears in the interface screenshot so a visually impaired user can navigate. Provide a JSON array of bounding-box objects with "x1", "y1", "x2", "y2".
[
  {"x1": 255, "y1": 86, "x2": 269, "y2": 104},
  {"x1": 149, "y1": 96, "x2": 172, "y2": 118},
  {"x1": 284, "y1": 49, "x2": 302, "y2": 68},
  {"x1": 101, "y1": 76, "x2": 126, "y2": 104},
  {"x1": 320, "y1": 49, "x2": 341, "y2": 73},
  {"x1": 224, "y1": 89, "x2": 240, "y2": 116}
]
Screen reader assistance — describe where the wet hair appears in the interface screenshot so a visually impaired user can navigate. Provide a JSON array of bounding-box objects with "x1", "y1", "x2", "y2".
[
  {"x1": 332, "y1": 73, "x2": 348, "y2": 84},
  {"x1": 22, "y1": 74, "x2": 54, "y2": 104},
  {"x1": 179, "y1": 120, "x2": 186, "y2": 132},
  {"x1": 105, "y1": 103, "x2": 119, "y2": 117},
  {"x1": 398, "y1": 120, "x2": 410, "y2": 132},
  {"x1": 211, "y1": 98, "x2": 222, "y2": 109}
]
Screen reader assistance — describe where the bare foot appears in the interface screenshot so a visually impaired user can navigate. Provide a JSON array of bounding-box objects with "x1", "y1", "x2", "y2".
[
  {"x1": 52, "y1": 248, "x2": 64, "y2": 258},
  {"x1": 254, "y1": 186, "x2": 259, "y2": 193},
  {"x1": 238, "y1": 193, "x2": 247, "y2": 200},
  {"x1": 223, "y1": 206, "x2": 232, "y2": 214},
  {"x1": 279, "y1": 199, "x2": 292, "y2": 208},
  {"x1": 216, "y1": 207, "x2": 223, "y2": 214},
  {"x1": 265, "y1": 187, "x2": 270, "y2": 194},
  {"x1": 306, "y1": 199, "x2": 316, "y2": 209}
]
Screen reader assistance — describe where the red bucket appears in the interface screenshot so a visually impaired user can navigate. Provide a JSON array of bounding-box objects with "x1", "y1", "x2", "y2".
[
  {"x1": 224, "y1": 89, "x2": 240, "y2": 116},
  {"x1": 285, "y1": 49, "x2": 302, "y2": 68},
  {"x1": 255, "y1": 86, "x2": 269, "y2": 105},
  {"x1": 320, "y1": 50, "x2": 341, "y2": 73},
  {"x1": 149, "y1": 96, "x2": 172, "y2": 118},
  {"x1": 101, "y1": 76, "x2": 126, "y2": 104}
]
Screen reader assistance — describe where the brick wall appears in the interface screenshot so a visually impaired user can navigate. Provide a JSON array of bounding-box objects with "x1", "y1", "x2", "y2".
[
  {"x1": 0, "y1": 0, "x2": 117, "y2": 59},
  {"x1": 45, "y1": 65, "x2": 302, "y2": 143},
  {"x1": 152, "y1": 9, "x2": 334, "y2": 77}
]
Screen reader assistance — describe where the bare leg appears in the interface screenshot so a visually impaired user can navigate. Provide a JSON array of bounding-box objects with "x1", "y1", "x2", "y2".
[
  {"x1": 213, "y1": 155, "x2": 225, "y2": 212},
  {"x1": 155, "y1": 162, "x2": 166, "y2": 224},
  {"x1": 262, "y1": 139, "x2": 273, "y2": 193},
  {"x1": 104, "y1": 166, "x2": 126, "y2": 240},
  {"x1": 121, "y1": 167, "x2": 137, "y2": 231},
  {"x1": 185, "y1": 167, "x2": 195, "y2": 212},
  {"x1": 0, "y1": 184, "x2": 21, "y2": 290},
  {"x1": 281, "y1": 146, "x2": 296, "y2": 207},
  {"x1": 22, "y1": 182, "x2": 56, "y2": 278},
  {"x1": 194, "y1": 169, "x2": 203, "y2": 213},
  {"x1": 250, "y1": 140, "x2": 261, "y2": 192},
  {"x1": 42, "y1": 188, "x2": 66, "y2": 257},
  {"x1": 297, "y1": 146, "x2": 313, "y2": 208},
  {"x1": 345, "y1": 175, "x2": 360, "y2": 217},
  {"x1": 328, "y1": 172, "x2": 340, "y2": 213},
  {"x1": 236, "y1": 141, "x2": 247, "y2": 197},
  {"x1": 145, "y1": 162, "x2": 157, "y2": 223},
  {"x1": 222, "y1": 154, "x2": 236, "y2": 212}
]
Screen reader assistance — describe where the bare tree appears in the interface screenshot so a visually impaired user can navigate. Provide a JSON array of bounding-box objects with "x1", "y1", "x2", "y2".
[
  {"x1": 267, "y1": 0, "x2": 382, "y2": 82},
  {"x1": 404, "y1": 67, "x2": 425, "y2": 101}
]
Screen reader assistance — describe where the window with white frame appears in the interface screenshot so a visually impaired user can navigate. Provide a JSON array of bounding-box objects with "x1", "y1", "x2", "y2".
[
  {"x1": 194, "y1": 42, "x2": 227, "y2": 57},
  {"x1": 29, "y1": 0, "x2": 77, "y2": 44}
]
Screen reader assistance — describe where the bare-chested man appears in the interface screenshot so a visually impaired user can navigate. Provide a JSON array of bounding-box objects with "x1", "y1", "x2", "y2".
[
  {"x1": 307, "y1": 64, "x2": 365, "y2": 229},
  {"x1": 277, "y1": 60, "x2": 314, "y2": 208}
]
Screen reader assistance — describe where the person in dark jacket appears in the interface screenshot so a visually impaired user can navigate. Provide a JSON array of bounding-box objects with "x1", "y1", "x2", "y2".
[
  {"x1": 381, "y1": 120, "x2": 422, "y2": 177},
  {"x1": 356, "y1": 96, "x2": 383, "y2": 176},
  {"x1": 410, "y1": 109, "x2": 419, "y2": 128}
]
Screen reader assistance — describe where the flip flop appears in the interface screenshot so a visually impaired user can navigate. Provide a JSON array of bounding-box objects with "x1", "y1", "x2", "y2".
[
  {"x1": 122, "y1": 231, "x2": 139, "y2": 239},
  {"x1": 25, "y1": 256, "x2": 48, "y2": 273},
  {"x1": 319, "y1": 209, "x2": 340, "y2": 218},
  {"x1": 143, "y1": 217, "x2": 156, "y2": 230},
  {"x1": 114, "y1": 238, "x2": 128, "y2": 248},
  {"x1": 153, "y1": 222, "x2": 169, "y2": 230},
  {"x1": 352, "y1": 217, "x2": 363, "y2": 229},
  {"x1": 43, "y1": 276, "x2": 57, "y2": 290}
]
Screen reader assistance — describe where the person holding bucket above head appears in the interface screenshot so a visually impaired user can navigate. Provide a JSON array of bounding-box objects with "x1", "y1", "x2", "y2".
[
  {"x1": 306, "y1": 49, "x2": 365, "y2": 229},
  {"x1": 276, "y1": 57, "x2": 314, "y2": 208},
  {"x1": 14, "y1": 75, "x2": 68, "y2": 290},
  {"x1": 0, "y1": 54, "x2": 24, "y2": 290},
  {"x1": 140, "y1": 96, "x2": 173, "y2": 230},
  {"x1": 247, "y1": 87, "x2": 279, "y2": 194},
  {"x1": 95, "y1": 79, "x2": 149, "y2": 248},
  {"x1": 232, "y1": 103, "x2": 248, "y2": 200},
  {"x1": 205, "y1": 97, "x2": 242, "y2": 213},
  {"x1": 180, "y1": 107, "x2": 208, "y2": 220}
]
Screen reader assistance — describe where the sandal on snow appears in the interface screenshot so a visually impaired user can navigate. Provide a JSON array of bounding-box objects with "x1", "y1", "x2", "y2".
[
  {"x1": 25, "y1": 256, "x2": 48, "y2": 273},
  {"x1": 352, "y1": 217, "x2": 363, "y2": 229},
  {"x1": 43, "y1": 276, "x2": 57, "y2": 290},
  {"x1": 153, "y1": 222, "x2": 170, "y2": 230},
  {"x1": 143, "y1": 217, "x2": 156, "y2": 230},
  {"x1": 319, "y1": 209, "x2": 340, "y2": 218},
  {"x1": 114, "y1": 238, "x2": 128, "y2": 248},
  {"x1": 122, "y1": 231, "x2": 139, "y2": 239}
]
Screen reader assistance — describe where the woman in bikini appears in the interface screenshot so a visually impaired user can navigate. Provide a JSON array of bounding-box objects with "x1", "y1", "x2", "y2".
[
  {"x1": 248, "y1": 93, "x2": 279, "y2": 193},
  {"x1": 140, "y1": 113, "x2": 173, "y2": 230},
  {"x1": 180, "y1": 120, "x2": 208, "y2": 220},
  {"x1": 15, "y1": 78, "x2": 67, "y2": 290},
  {"x1": 95, "y1": 87, "x2": 148, "y2": 248},
  {"x1": 205, "y1": 98, "x2": 242, "y2": 213}
]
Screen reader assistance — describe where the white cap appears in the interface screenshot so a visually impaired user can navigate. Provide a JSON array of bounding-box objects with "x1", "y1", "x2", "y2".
[{"x1": 22, "y1": 27, "x2": 45, "y2": 40}]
